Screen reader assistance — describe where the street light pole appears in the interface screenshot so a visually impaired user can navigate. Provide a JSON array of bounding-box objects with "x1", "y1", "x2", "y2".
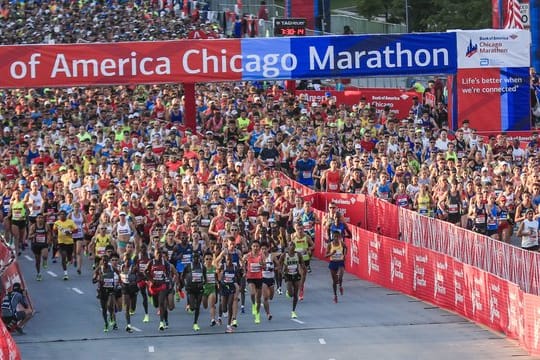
[{"x1": 405, "y1": 0, "x2": 409, "y2": 32}]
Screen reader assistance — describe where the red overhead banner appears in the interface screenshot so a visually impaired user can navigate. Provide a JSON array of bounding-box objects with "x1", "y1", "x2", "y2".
[{"x1": 0, "y1": 40, "x2": 242, "y2": 87}]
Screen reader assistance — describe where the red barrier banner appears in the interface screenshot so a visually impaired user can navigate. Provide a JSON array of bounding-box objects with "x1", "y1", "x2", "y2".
[
  {"x1": 318, "y1": 192, "x2": 366, "y2": 227},
  {"x1": 294, "y1": 89, "x2": 418, "y2": 119},
  {"x1": 312, "y1": 209, "x2": 327, "y2": 260},
  {"x1": 409, "y1": 247, "x2": 436, "y2": 304},
  {"x1": 452, "y1": 260, "x2": 468, "y2": 317},
  {"x1": 1, "y1": 262, "x2": 34, "y2": 318},
  {"x1": 507, "y1": 281, "x2": 525, "y2": 342},
  {"x1": 464, "y1": 264, "x2": 490, "y2": 326},
  {"x1": 0, "y1": 319, "x2": 21, "y2": 360},
  {"x1": 347, "y1": 226, "x2": 363, "y2": 278},
  {"x1": 432, "y1": 253, "x2": 455, "y2": 311},
  {"x1": 366, "y1": 233, "x2": 387, "y2": 284},
  {"x1": 386, "y1": 238, "x2": 411, "y2": 296},
  {"x1": 0, "y1": 40, "x2": 242, "y2": 87},
  {"x1": 0, "y1": 241, "x2": 13, "y2": 269},
  {"x1": 523, "y1": 292, "x2": 540, "y2": 356},
  {"x1": 486, "y1": 273, "x2": 509, "y2": 333},
  {"x1": 365, "y1": 197, "x2": 399, "y2": 239}
]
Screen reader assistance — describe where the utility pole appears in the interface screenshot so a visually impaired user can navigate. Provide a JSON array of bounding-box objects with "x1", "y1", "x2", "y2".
[{"x1": 405, "y1": 0, "x2": 410, "y2": 32}]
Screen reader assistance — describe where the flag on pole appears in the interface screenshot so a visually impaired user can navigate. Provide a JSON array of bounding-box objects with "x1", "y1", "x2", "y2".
[{"x1": 503, "y1": 0, "x2": 524, "y2": 29}]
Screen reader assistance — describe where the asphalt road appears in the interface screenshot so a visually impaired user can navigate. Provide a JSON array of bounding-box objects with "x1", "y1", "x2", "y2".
[{"x1": 12, "y1": 252, "x2": 538, "y2": 360}]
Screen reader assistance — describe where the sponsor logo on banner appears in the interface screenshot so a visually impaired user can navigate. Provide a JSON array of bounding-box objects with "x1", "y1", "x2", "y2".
[
  {"x1": 434, "y1": 260, "x2": 448, "y2": 298},
  {"x1": 456, "y1": 29, "x2": 530, "y2": 69},
  {"x1": 534, "y1": 307, "x2": 540, "y2": 350},
  {"x1": 350, "y1": 228, "x2": 361, "y2": 267},
  {"x1": 507, "y1": 286, "x2": 524, "y2": 338},
  {"x1": 367, "y1": 236, "x2": 381, "y2": 276},
  {"x1": 489, "y1": 282, "x2": 501, "y2": 323},
  {"x1": 454, "y1": 267, "x2": 465, "y2": 306},
  {"x1": 413, "y1": 253, "x2": 428, "y2": 291},
  {"x1": 471, "y1": 274, "x2": 484, "y2": 315},
  {"x1": 390, "y1": 246, "x2": 405, "y2": 284},
  {"x1": 466, "y1": 39, "x2": 478, "y2": 57},
  {"x1": 294, "y1": 89, "x2": 417, "y2": 118}
]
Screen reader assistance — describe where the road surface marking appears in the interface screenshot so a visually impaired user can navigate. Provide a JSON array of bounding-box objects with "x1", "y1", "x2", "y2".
[
  {"x1": 131, "y1": 326, "x2": 142, "y2": 332},
  {"x1": 72, "y1": 287, "x2": 84, "y2": 294},
  {"x1": 319, "y1": 338, "x2": 326, "y2": 344},
  {"x1": 291, "y1": 318, "x2": 305, "y2": 324},
  {"x1": 148, "y1": 346, "x2": 155, "y2": 353},
  {"x1": 47, "y1": 271, "x2": 57, "y2": 278},
  {"x1": 24, "y1": 255, "x2": 33, "y2": 261}
]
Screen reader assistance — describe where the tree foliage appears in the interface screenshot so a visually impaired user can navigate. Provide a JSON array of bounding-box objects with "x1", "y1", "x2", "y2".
[{"x1": 356, "y1": 0, "x2": 491, "y2": 31}]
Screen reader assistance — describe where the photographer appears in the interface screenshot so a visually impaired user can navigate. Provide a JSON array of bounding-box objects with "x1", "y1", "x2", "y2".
[{"x1": 1, "y1": 283, "x2": 30, "y2": 335}]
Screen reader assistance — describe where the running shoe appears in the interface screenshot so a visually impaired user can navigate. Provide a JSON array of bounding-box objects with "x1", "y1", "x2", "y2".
[
  {"x1": 251, "y1": 304, "x2": 257, "y2": 315},
  {"x1": 63, "y1": 274, "x2": 69, "y2": 281},
  {"x1": 164, "y1": 321, "x2": 169, "y2": 329},
  {"x1": 241, "y1": 305, "x2": 245, "y2": 314},
  {"x1": 103, "y1": 324, "x2": 109, "y2": 333},
  {"x1": 254, "y1": 312, "x2": 260, "y2": 324},
  {"x1": 112, "y1": 322, "x2": 118, "y2": 331},
  {"x1": 125, "y1": 325, "x2": 133, "y2": 333},
  {"x1": 175, "y1": 292, "x2": 180, "y2": 302},
  {"x1": 291, "y1": 311, "x2": 297, "y2": 319},
  {"x1": 178, "y1": 289, "x2": 185, "y2": 299},
  {"x1": 42, "y1": 261, "x2": 48, "y2": 270},
  {"x1": 286, "y1": 290, "x2": 291, "y2": 298},
  {"x1": 211, "y1": 319, "x2": 217, "y2": 327},
  {"x1": 52, "y1": 257, "x2": 57, "y2": 264},
  {"x1": 333, "y1": 295, "x2": 338, "y2": 303},
  {"x1": 130, "y1": 310, "x2": 135, "y2": 316},
  {"x1": 299, "y1": 288, "x2": 304, "y2": 301},
  {"x1": 36, "y1": 274, "x2": 42, "y2": 281},
  {"x1": 339, "y1": 285, "x2": 344, "y2": 296},
  {"x1": 14, "y1": 327, "x2": 25, "y2": 335},
  {"x1": 307, "y1": 265, "x2": 312, "y2": 273},
  {"x1": 143, "y1": 314, "x2": 149, "y2": 323},
  {"x1": 226, "y1": 325, "x2": 233, "y2": 333},
  {"x1": 217, "y1": 317, "x2": 222, "y2": 326},
  {"x1": 267, "y1": 313, "x2": 273, "y2": 321},
  {"x1": 77, "y1": 269, "x2": 81, "y2": 275},
  {"x1": 193, "y1": 323, "x2": 200, "y2": 331},
  {"x1": 232, "y1": 319, "x2": 238, "y2": 328},
  {"x1": 159, "y1": 322, "x2": 165, "y2": 331},
  {"x1": 277, "y1": 287, "x2": 283, "y2": 295}
]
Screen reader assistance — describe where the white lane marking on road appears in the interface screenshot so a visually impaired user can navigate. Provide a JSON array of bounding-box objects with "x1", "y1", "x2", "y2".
[
  {"x1": 319, "y1": 338, "x2": 326, "y2": 344},
  {"x1": 24, "y1": 255, "x2": 33, "y2": 261},
  {"x1": 148, "y1": 346, "x2": 155, "y2": 353},
  {"x1": 291, "y1": 318, "x2": 305, "y2": 324},
  {"x1": 131, "y1": 326, "x2": 142, "y2": 332},
  {"x1": 47, "y1": 271, "x2": 57, "y2": 278},
  {"x1": 71, "y1": 287, "x2": 84, "y2": 294}
]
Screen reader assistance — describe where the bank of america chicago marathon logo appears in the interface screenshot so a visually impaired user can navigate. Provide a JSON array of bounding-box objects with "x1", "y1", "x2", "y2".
[{"x1": 466, "y1": 39, "x2": 478, "y2": 58}]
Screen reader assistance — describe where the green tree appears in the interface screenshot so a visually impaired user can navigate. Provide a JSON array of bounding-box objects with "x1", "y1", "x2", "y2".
[{"x1": 356, "y1": 0, "x2": 491, "y2": 31}]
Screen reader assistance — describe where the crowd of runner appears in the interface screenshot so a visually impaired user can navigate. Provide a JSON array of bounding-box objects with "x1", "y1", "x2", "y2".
[{"x1": 0, "y1": 0, "x2": 539, "y2": 336}]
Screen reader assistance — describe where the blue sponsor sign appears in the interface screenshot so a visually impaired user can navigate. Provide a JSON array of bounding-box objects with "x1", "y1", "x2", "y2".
[{"x1": 240, "y1": 33, "x2": 457, "y2": 80}]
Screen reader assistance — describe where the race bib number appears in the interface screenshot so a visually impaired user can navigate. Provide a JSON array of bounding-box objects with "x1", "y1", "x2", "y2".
[
  {"x1": 287, "y1": 264, "x2": 298, "y2": 275},
  {"x1": 192, "y1": 271, "x2": 203, "y2": 283},
  {"x1": 250, "y1": 263, "x2": 261, "y2": 273}
]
